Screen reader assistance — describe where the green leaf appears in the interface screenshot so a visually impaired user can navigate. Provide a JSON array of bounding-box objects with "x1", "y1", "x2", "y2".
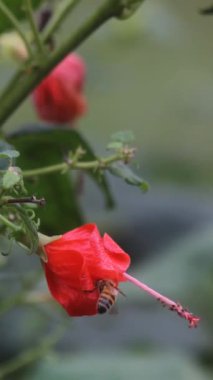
[
  {"x1": 2, "y1": 167, "x2": 21, "y2": 189},
  {"x1": 7, "y1": 125, "x2": 114, "y2": 233},
  {"x1": 0, "y1": 149, "x2": 19, "y2": 159},
  {"x1": 108, "y1": 162, "x2": 149, "y2": 192},
  {"x1": 0, "y1": 0, "x2": 44, "y2": 34}
]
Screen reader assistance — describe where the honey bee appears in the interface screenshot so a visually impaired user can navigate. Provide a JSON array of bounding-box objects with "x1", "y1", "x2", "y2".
[{"x1": 96, "y1": 279, "x2": 125, "y2": 314}]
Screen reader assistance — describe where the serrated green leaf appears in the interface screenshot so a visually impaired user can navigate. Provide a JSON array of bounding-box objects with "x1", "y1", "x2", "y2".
[
  {"x1": 7, "y1": 125, "x2": 114, "y2": 233},
  {"x1": 0, "y1": 0, "x2": 44, "y2": 34},
  {"x1": 2, "y1": 168, "x2": 21, "y2": 189},
  {"x1": 0, "y1": 149, "x2": 19, "y2": 159},
  {"x1": 108, "y1": 162, "x2": 148, "y2": 192}
]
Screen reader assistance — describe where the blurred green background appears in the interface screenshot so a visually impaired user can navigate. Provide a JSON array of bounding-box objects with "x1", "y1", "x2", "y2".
[{"x1": 0, "y1": 0, "x2": 213, "y2": 379}]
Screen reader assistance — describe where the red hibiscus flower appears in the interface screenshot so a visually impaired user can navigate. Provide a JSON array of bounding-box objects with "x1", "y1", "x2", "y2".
[
  {"x1": 40, "y1": 223, "x2": 200, "y2": 327},
  {"x1": 32, "y1": 53, "x2": 87, "y2": 124}
]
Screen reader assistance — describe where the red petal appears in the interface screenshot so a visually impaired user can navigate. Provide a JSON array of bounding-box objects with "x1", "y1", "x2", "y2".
[
  {"x1": 57, "y1": 224, "x2": 130, "y2": 280},
  {"x1": 103, "y1": 233, "x2": 131, "y2": 274},
  {"x1": 44, "y1": 265, "x2": 98, "y2": 316}
]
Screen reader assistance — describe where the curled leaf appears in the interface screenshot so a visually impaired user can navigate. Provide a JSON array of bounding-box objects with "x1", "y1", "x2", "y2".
[
  {"x1": 108, "y1": 162, "x2": 149, "y2": 192},
  {"x1": 0, "y1": 150, "x2": 20, "y2": 159}
]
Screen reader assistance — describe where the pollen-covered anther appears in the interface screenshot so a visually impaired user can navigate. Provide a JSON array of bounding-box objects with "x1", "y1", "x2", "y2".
[{"x1": 168, "y1": 302, "x2": 200, "y2": 328}]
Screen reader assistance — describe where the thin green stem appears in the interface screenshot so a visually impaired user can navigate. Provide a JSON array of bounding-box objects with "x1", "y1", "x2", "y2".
[
  {"x1": 0, "y1": 0, "x2": 33, "y2": 59},
  {"x1": 42, "y1": 0, "x2": 81, "y2": 43},
  {"x1": 0, "y1": 213, "x2": 20, "y2": 232},
  {"x1": 0, "y1": 0, "x2": 123, "y2": 127},
  {"x1": 23, "y1": 162, "x2": 67, "y2": 177},
  {"x1": 23, "y1": 153, "x2": 124, "y2": 178},
  {"x1": 24, "y1": 0, "x2": 46, "y2": 55}
]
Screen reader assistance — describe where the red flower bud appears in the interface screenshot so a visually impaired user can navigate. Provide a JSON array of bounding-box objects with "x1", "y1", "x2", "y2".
[
  {"x1": 42, "y1": 223, "x2": 200, "y2": 327},
  {"x1": 32, "y1": 53, "x2": 87, "y2": 124}
]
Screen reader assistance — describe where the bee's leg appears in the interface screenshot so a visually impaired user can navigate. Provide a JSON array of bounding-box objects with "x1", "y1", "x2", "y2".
[{"x1": 115, "y1": 286, "x2": 126, "y2": 297}]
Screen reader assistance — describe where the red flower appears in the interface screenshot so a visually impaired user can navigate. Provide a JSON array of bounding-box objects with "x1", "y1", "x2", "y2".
[
  {"x1": 41, "y1": 223, "x2": 200, "y2": 327},
  {"x1": 43, "y1": 224, "x2": 130, "y2": 316},
  {"x1": 32, "y1": 53, "x2": 87, "y2": 124}
]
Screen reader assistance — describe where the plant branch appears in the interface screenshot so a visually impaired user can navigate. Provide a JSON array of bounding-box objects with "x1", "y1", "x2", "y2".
[
  {"x1": 24, "y1": 0, "x2": 46, "y2": 55},
  {"x1": 0, "y1": 0, "x2": 33, "y2": 58},
  {"x1": 0, "y1": 0, "x2": 139, "y2": 128},
  {"x1": 2, "y1": 196, "x2": 46, "y2": 206},
  {"x1": 42, "y1": 0, "x2": 81, "y2": 43},
  {"x1": 22, "y1": 152, "x2": 126, "y2": 178}
]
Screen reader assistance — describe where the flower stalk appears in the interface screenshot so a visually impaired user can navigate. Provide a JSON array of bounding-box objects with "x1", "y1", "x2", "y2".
[
  {"x1": 124, "y1": 273, "x2": 200, "y2": 328},
  {"x1": 22, "y1": 152, "x2": 128, "y2": 178}
]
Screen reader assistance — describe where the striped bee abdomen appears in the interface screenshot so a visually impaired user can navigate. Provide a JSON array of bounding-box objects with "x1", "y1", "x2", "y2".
[{"x1": 97, "y1": 280, "x2": 118, "y2": 314}]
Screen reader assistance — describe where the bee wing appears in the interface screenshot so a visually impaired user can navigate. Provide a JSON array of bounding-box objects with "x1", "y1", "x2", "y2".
[{"x1": 109, "y1": 304, "x2": 119, "y2": 315}]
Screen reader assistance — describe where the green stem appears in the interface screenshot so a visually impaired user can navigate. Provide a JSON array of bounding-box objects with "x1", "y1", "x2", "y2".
[
  {"x1": 0, "y1": 213, "x2": 20, "y2": 232},
  {"x1": 24, "y1": 0, "x2": 46, "y2": 56},
  {"x1": 23, "y1": 153, "x2": 123, "y2": 178},
  {"x1": 0, "y1": 328, "x2": 64, "y2": 379},
  {"x1": 42, "y1": 0, "x2": 81, "y2": 43},
  {"x1": 0, "y1": 0, "x2": 124, "y2": 128},
  {"x1": 0, "y1": 0, "x2": 33, "y2": 59}
]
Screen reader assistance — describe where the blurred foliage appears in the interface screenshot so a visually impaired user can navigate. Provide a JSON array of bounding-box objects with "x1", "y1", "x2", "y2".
[
  {"x1": 0, "y1": 0, "x2": 213, "y2": 379},
  {"x1": 23, "y1": 352, "x2": 210, "y2": 380},
  {"x1": 8, "y1": 125, "x2": 114, "y2": 233},
  {"x1": 0, "y1": 0, "x2": 43, "y2": 34}
]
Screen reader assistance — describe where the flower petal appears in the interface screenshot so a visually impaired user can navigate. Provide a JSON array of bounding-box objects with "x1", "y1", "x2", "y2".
[
  {"x1": 42, "y1": 224, "x2": 131, "y2": 316},
  {"x1": 44, "y1": 265, "x2": 98, "y2": 316}
]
